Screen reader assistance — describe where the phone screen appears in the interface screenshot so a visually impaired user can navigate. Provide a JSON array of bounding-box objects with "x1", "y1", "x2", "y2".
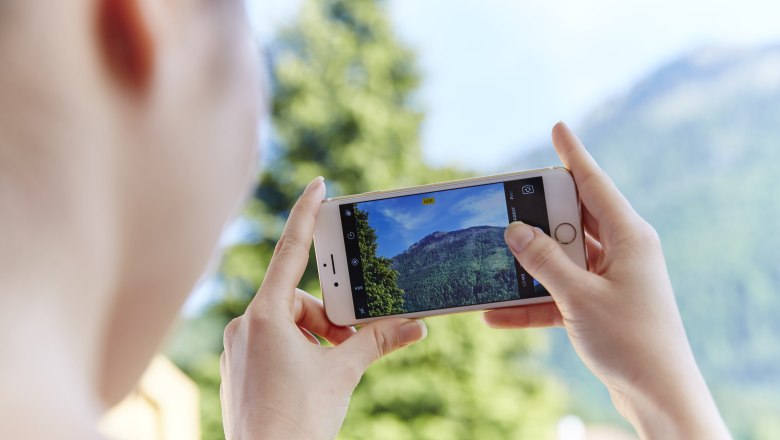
[{"x1": 339, "y1": 176, "x2": 550, "y2": 319}]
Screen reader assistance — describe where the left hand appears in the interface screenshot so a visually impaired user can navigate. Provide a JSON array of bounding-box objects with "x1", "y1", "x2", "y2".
[{"x1": 220, "y1": 176, "x2": 427, "y2": 440}]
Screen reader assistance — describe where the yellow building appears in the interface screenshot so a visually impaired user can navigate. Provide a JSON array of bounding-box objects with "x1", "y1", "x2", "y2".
[{"x1": 98, "y1": 356, "x2": 200, "y2": 440}]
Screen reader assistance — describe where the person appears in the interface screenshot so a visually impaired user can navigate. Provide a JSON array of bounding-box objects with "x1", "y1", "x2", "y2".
[
  {"x1": 221, "y1": 123, "x2": 732, "y2": 440},
  {"x1": 0, "y1": 2, "x2": 729, "y2": 440}
]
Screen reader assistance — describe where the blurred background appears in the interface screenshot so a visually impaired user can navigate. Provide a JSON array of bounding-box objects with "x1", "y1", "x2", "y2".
[{"x1": 112, "y1": 0, "x2": 780, "y2": 438}]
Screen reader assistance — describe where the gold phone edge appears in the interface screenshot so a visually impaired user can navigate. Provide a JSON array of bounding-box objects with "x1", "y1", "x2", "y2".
[{"x1": 323, "y1": 166, "x2": 564, "y2": 202}]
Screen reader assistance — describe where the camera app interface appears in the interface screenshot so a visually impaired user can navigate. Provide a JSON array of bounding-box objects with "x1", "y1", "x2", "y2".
[{"x1": 339, "y1": 177, "x2": 551, "y2": 319}]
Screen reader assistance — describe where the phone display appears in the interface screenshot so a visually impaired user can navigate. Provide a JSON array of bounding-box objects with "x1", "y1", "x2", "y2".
[{"x1": 338, "y1": 176, "x2": 550, "y2": 319}]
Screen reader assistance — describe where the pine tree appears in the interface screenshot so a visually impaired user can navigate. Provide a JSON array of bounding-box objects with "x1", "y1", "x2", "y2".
[
  {"x1": 353, "y1": 206, "x2": 405, "y2": 316},
  {"x1": 168, "y1": 1, "x2": 565, "y2": 438},
  {"x1": 219, "y1": 0, "x2": 462, "y2": 302}
]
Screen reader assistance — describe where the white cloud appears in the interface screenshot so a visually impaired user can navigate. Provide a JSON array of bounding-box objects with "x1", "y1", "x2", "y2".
[
  {"x1": 453, "y1": 187, "x2": 507, "y2": 229},
  {"x1": 380, "y1": 205, "x2": 435, "y2": 231}
]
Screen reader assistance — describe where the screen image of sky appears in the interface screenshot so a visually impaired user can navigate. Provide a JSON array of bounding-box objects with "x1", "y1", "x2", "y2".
[{"x1": 356, "y1": 183, "x2": 508, "y2": 259}]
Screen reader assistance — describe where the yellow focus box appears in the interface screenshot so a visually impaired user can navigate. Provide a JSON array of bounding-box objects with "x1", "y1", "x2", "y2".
[{"x1": 422, "y1": 197, "x2": 435, "y2": 205}]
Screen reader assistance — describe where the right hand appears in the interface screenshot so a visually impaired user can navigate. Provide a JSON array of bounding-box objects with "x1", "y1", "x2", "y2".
[{"x1": 483, "y1": 122, "x2": 731, "y2": 439}]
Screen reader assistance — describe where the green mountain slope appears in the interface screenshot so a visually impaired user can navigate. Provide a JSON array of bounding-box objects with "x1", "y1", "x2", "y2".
[
  {"x1": 516, "y1": 45, "x2": 780, "y2": 438},
  {"x1": 392, "y1": 226, "x2": 519, "y2": 313}
]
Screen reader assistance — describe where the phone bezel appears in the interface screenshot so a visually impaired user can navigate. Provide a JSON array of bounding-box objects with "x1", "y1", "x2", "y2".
[{"x1": 313, "y1": 166, "x2": 585, "y2": 326}]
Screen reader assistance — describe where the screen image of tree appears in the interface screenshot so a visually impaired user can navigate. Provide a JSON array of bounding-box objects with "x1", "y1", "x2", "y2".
[{"x1": 353, "y1": 183, "x2": 520, "y2": 317}]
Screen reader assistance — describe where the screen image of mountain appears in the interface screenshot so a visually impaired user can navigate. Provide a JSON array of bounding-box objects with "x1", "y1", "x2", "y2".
[
  {"x1": 343, "y1": 180, "x2": 550, "y2": 317},
  {"x1": 390, "y1": 226, "x2": 519, "y2": 313}
]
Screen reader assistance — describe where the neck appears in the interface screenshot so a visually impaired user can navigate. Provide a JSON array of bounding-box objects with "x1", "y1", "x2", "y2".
[
  {"x1": 0, "y1": 118, "x2": 119, "y2": 434},
  {"x1": 0, "y1": 294, "x2": 104, "y2": 439},
  {"x1": 0, "y1": 4, "x2": 128, "y2": 434}
]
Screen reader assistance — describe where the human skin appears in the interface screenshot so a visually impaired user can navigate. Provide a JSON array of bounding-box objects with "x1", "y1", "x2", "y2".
[
  {"x1": 0, "y1": 2, "x2": 424, "y2": 437},
  {"x1": 0, "y1": 0, "x2": 261, "y2": 436},
  {"x1": 483, "y1": 122, "x2": 732, "y2": 439},
  {"x1": 220, "y1": 177, "x2": 427, "y2": 440},
  {"x1": 0, "y1": 1, "x2": 731, "y2": 438},
  {"x1": 218, "y1": 124, "x2": 730, "y2": 440}
]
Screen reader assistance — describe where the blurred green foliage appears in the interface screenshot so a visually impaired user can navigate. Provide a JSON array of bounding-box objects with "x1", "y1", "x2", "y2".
[
  {"x1": 168, "y1": 0, "x2": 564, "y2": 438},
  {"x1": 165, "y1": 3, "x2": 780, "y2": 438},
  {"x1": 339, "y1": 314, "x2": 564, "y2": 440}
]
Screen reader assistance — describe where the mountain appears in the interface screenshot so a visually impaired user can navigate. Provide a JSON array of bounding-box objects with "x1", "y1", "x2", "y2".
[
  {"x1": 514, "y1": 45, "x2": 780, "y2": 438},
  {"x1": 391, "y1": 226, "x2": 519, "y2": 313}
]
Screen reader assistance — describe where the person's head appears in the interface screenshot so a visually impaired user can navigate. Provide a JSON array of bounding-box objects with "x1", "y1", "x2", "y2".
[{"x1": 0, "y1": 0, "x2": 261, "y2": 405}]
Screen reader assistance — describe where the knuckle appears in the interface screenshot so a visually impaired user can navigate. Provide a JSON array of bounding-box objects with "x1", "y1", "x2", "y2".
[
  {"x1": 276, "y1": 233, "x2": 306, "y2": 258},
  {"x1": 513, "y1": 308, "x2": 531, "y2": 327},
  {"x1": 371, "y1": 327, "x2": 387, "y2": 359},
  {"x1": 370, "y1": 325, "x2": 393, "y2": 359},
  {"x1": 223, "y1": 313, "x2": 278, "y2": 351},
  {"x1": 613, "y1": 216, "x2": 661, "y2": 251},
  {"x1": 632, "y1": 220, "x2": 662, "y2": 249},
  {"x1": 546, "y1": 305, "x2": 560, "y2": 327},
  {"x1": 578, "y1": 168, "x2": 606, "y2": 194},
  {"x1": 272, "y1": 236, "x2": 285, "y2": 256},
  {"x1": 337, "y1": 362, "x2": 366, "y2": 389},
  {"x1": 577, "y1": 169, "x2": 597, "y2": 190},
  {"x1": 643, "y1": 223, "x2": 662, "y2": 245},
  {"x1": 552, "y1": 312, "x2": 564, "y2": 328},
  {"x1": 527, "y1": 239, "x2": 558, "y2": 274},
  {"x1": 243, "y1": 311, "x2": 277, "y2": 335},
  {"x1": 561, "y1": 276, "x2": 600, "y2": 312},
  {"x1": 223, "y1": 316, "x2": 242, "y2": 350},
  {"x1": 219, "y1": 351, "x2": 228, "y2": 374}
]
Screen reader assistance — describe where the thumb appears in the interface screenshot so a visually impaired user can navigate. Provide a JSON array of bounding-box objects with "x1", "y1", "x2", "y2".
[
  {"x1": 505, "y1": 221, "x2": 590, "y2": 302},
  {"x1": 338, "y1": 318, "x2": 427, "y2": 373}
]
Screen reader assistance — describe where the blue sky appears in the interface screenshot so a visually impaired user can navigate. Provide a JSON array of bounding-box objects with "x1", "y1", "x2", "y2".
[
  {"x1": 247, "y1": 0, "x2": 780, "y2": 171},
  {"x1": 357, "y1": 183, "x2": 507, "y2": 258},
  {"x1": 185, "y1": 0, "x2": 780, "y2": 314}
]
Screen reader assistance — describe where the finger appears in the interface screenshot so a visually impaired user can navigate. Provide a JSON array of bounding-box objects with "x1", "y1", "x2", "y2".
[
  {"x1": 223, "y1": 316, "x2": 242, "y2": 354},
  {"x1": 220, "y1": 350, "x2": 228, "y2": 379},
  {"x1": 298, "y1": 326, "x2": 321, "y2": 345},
  {"x1": 483, "y1": 302, "x2": 563, "y2": 328},
  {"x1": 219, "y1": 351, "x2": 232, "y2": 439},
  {"x1": 505, "y1": 221, "x2": 594, "y2": 304},
  {"x1": 294, "y1": 289, "x2": 355, "y2": 345},
  {"x1": 220, "y1": 382, "x2": 231, "y2": 440},
  {"x1": 338, "y1": 318, "x2": 427, "y2": 373},
  {"x1": 585, "y1": 234, "x2": 603, "y2": 271},
  {"x1": 250, "y1": 176, "x2": 325, "y2": 315},
  {"x1": 551, "y1": 122, "x2": 637, "y2": 234},
  {"x1": 581, "y1": 204, "x2": 600, "y2": 242}
]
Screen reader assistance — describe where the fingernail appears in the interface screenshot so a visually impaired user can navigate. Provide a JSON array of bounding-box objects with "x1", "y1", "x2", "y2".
[
  {"x1": 399, "y1": 320, "x2": 427, "y2": 345},
  {"x1": 305, "y1": 176, "x2": 325, "y2": 192},
  {"x1": 505, "y1": 222, "x2": 535, "y2": 253}
]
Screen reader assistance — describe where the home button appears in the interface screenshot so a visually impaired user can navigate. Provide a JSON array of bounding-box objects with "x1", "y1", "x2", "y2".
[{"x1": 554, "y1": 223, "x2": 577, "y2": 244}]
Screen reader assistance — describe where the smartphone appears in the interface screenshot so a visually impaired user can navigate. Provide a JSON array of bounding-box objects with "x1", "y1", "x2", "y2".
[{"x1": 313, "y1": 167, "x2": 586, "y2": 325}]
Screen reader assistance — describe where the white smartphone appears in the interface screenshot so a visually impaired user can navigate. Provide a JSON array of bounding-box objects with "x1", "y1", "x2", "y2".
[{"x1": 313, "y1": 167, "x2": 586, "y2": 326}]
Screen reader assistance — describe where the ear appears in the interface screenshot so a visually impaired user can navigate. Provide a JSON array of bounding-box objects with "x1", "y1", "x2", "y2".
[{"x1": 96, "y1": 0, "x2": 155, "y2": 93}]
